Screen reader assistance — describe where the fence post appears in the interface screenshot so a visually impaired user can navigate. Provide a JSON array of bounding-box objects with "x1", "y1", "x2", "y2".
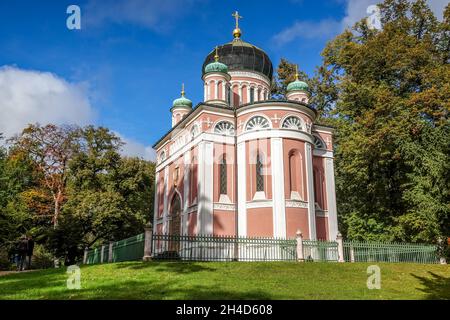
[
  {"x1": 143, "y1": 222, "x2": 153, "y2": 261},
  {"x1": 108, "y1": 241, "x2": 113, "y2": 263},
  {"x1": 438, "y1": 237, "x2": 447, "y2": 265},
  {"x1": 83, "y1": 247, "x2": 89, "y2": 264},
  {"x1": 296, "y1": 229, "x2": 304, "y2": 262},
  {"x1": 337, "y1": 232, "x2": 345, "y2": 263},
  {"x1": 100, "y1": 245, "x2": 105, "y2": 263},
  {"x1": 350, "y1": 244, "x2": 355, "y2": 263}
]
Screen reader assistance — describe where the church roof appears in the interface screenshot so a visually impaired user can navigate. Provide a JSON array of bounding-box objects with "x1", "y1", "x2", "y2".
[{"x1": 202, "y1": 39, "x2": 273, "y2": 81}]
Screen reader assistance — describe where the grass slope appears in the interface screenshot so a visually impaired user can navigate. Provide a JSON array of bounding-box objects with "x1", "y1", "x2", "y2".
[{"x1": 0, "y1": 261, "x2": 449, "y2": 300}]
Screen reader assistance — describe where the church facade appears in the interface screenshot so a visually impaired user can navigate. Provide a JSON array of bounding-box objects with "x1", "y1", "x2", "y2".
[{"x1": 152, "y1": 13, "x2": 338, "y2": 241}]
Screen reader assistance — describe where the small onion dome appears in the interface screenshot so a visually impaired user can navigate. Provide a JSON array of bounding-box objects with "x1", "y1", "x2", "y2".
[
  {"x1": 172, "y1": 84, "x2": 192, "y2": 108},
  {"x1": 287, "y1": 79, "x2": 309, "y2": 92},
  {"x1": 204, "y1": 46, "x2": 228, "y2": 74},
  {"x1": 287, "y1": 65, "x2": 309, "y2": 92}
]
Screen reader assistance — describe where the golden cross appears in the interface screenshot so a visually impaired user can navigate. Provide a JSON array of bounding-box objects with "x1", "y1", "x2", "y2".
[
  {"x1": 232, "y1": 11, "x2": 243, "y2": 28},
  {"x1": 295, "y1": 64, "x2": 299, "y2": 80},
  {"x1": 214, "y1": 46, "x2": 219, "y2": 62},
  {"x1": 181, "y1": 83, "x2": 185, "y2": 97}
]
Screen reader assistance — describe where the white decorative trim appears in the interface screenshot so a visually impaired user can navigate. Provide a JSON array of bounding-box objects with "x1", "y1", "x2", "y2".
[
  {"x1": 153, "y1": 171, "x2": 159, "y2": 230},
  {"x1": 237, "y1": 129, "x2": 314, "y2": 145},
  {"x1": 197, "y1": 141, "x2": 214, "y2": 235},
  {"x1": 237, "y1": 104, "x2": 316, "y2": 121},
  {"x1": 315, "y1": 209, "x2": 329, "y2": 217},
  {"x1": 246, "y1": 200, "x2": 273, "y2": 209},
  {"x1": 286, "y1": 200, "x2": 308, "y2": 208},
  {"x1": 271, "y1": 137, "x2": 286, "y2": 238},
  {"x1": 237, "y1": 142, "x2": 247, "y2": 236},
  {"x1": 219, "y1": 194, "x2": 232, "y2": 203},
  {"x1": 162, "y1": 166, "x2": 169, "y2": 234},
  {"x1": 182, "y1": 150, "x2": 190, "y2": 235},
  {"x1": 228, "y1": 71, "x2": 271, "y2": 87},
  {"x1": 305, "y1": 143, "x2": 317, "y2": 240},
  {"x1": 290, "y1": 191, "x2": 302, "y2": 201},
  {"x1": 252, "y1": 191, "x2": 266, "y2": 201},
  {"x1": 186, "y1": 205, "x2": 198, "y2": 214},
  {"x1": 213, "y1": 203, "x2": 236, "y2": 211},
  {"x1": 313, "y1": 149, "x2": 334, "y2": 158},
  {"x1": 325, "y1": 157, "x2": 338, "y2": 240}
]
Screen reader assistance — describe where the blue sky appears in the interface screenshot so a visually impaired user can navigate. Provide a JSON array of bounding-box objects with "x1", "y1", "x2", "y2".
[{"x1": 0, "y1": 0, "x2": 446, "y2": 159}]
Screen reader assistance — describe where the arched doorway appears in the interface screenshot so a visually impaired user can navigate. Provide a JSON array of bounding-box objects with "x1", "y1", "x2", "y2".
[
  {"x1": 168, "y1": 193, "x2": 181, "y2": 252},
  {"x1": 169, "y1": 193, "x2": 181, "y2": 236}
]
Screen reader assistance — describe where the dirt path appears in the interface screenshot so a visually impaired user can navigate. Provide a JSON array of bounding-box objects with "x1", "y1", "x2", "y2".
[{"x1": 0, "y1": 270, "x2": 39, "y2": 277}]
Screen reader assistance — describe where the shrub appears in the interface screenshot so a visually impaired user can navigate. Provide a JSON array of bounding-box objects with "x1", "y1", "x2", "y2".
[
  {"x1": 31, "y1": 244, "x2": 54, "y2": 269},
  {"x1": 0, "y1": 248, "x2": 12, "y2": 271}
]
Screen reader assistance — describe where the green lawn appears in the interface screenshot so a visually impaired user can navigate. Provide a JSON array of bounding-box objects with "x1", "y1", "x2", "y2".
[{"x1": 0, "y1": 261, "x2": 449, "y2": 300}]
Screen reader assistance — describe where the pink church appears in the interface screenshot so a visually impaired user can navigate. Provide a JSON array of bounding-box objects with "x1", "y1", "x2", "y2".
[{"x1": 152, "y1": 13, "x2": 338, "y2": 241}]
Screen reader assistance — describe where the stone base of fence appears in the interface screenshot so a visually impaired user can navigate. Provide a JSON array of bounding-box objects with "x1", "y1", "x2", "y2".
[{"x1": 143, "y1": 222, "x2": 153, "y2": 262}]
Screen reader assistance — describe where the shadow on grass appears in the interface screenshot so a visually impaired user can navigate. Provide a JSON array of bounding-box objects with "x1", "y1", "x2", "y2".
[
  {"x1": 0, "y1": 262, "x2": 273, "y2": 300},
  {"x1": 411, "y1": 272, "x2": 450, "y2": 300},
  {"x1": 112, "y1": 261, "x2": 218, "y2": 274}
]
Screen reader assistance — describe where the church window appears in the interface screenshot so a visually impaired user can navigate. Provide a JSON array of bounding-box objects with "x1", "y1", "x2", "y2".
[
  {"x1": 256, "y1": 152, "x2": 264, "y2": 192},
  {"x1": 250, "y1": 87, "x2": 255, "y2": 103},
  {"x1": 313, "y1": 135, "x2": 326, "y2": 149},
  {"x1": 214, "y1": 121, "x2": 235, "y2": 136},
  {"x1": 245, "y1": 116, "x2": 270, "y2": 131},
  {"x1": 219, "y1": 156, "x2": 227, "y2": 195},
  {"x1": 282, "y1": 116, "x2": 303, "y2": 131}
]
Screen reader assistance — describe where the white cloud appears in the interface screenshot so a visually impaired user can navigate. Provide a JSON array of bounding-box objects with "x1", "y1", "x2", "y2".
[
  {"x1": 117, "y1": 133, "x2": 156, "y2": 161},
  {"x1": 0, "y1": 65, "x2": 156, "y2": 161},
  {"x1": 0, "y1": 66, "x2": 95, "y2": 139},
  {"x1": 273, "y1": 19, "x2": 342, "y2": 46},
  {"x1": 273, "y1": 0, "x2": 448, "y2": 46},
  {"x1": 84, "y1": 0, "x2": 203, "y2": 32}
]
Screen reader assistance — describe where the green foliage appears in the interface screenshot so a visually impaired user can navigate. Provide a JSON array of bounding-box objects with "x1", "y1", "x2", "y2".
[
  {"x1": 0, "y1": 125, "x2": 155, "y2": 265},
  {"x1": 31, "y1": 244, "x2": 54, "y2": 270},
  {"x1": 316, "y1": 0, "x2": 450, "y2": 243}
]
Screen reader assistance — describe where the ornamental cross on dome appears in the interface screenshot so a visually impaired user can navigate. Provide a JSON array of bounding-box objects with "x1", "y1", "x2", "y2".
[{"x1": 232, "y1": 11, "x2": 243, "y2": 28}]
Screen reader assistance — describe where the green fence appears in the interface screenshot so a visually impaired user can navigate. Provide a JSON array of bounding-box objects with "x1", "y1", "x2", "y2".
[
  {"x1": 85, "y1": 233, "x2": 145, "y2": 264},
  {"x1": 152, "y1": 234, "x2": 297, "y2": 262},
  {"x1": 84, "y1": 233, "x2": 440, "y2": 265},
  {"x1": 303, "y1": 240, "x2": 339, "y2": 262},
  {"x1": 343, "y1": 240, "x2": 439, "y2": 264}
]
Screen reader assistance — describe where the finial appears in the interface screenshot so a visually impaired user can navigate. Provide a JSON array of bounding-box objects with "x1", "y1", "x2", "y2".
[
  {"x1": 232, "y1": 10, "x2": 243, "y2": 39},
  {"x1": 214, "y1": 46, "x2": 219, "y2": 62},
  {"x1": 181, "y1": 83, "x2": 185, "y2": 97},
  {"x1": 295, "y1": 64, "x2": 299, "y2": 81}
]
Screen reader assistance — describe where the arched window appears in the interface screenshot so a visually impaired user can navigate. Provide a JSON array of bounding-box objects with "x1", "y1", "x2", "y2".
[
  {"x1": 226, "y1": 86, "x2": 231, "y2": 104},
  {"x1": 313, "y1": 167, "x2": 326, "y2": 210},
  {"x1": 288, "y1": 151, "x2": 303, "y2": 200},
  {"x1": 159, "y1": 151, "x2": 166, "y2": 163},
  {"x1": 190, "y1": 125, "x2": 200, "y2": 140},
  {"x1": 245, "y1": 116, "x2": 270, "y2": 131},
  {"x1": 219, "y1": 156, "x2": 227, "y2": 195},
  {"x1": 313, "y1": 135, "x2": 326, "y2": 149},
  {"x1": 214, "y1": 121, "x2": 235, "y2": 136},
  {"x1": 250, "y1": 87, "x2": 255, "y2": 103},
  {"x1": 282, "y1": 116, "x2": 304, "y2": 131},
  {"x1": 256, "y1": 152, "x2": 264, "y2": 192}
]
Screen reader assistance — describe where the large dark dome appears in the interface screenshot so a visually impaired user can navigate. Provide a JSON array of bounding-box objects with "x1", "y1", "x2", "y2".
[{"x1": 202, "y1": 39, "x2": 273, "y2": 81}]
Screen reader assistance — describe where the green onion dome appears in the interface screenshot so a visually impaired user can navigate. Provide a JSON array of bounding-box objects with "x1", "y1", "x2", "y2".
[
  {"x1": 204, "y1": 61, "x2": 228, "y2": 74},
  {"x1": 204, "y1": 46, "x2": 229, "y2": 75},
  {"x1": 172, "y1": 84, "x2": 192, "y2": 108},
  {"x1": 287, "y1": 79, "x2": 309, "y2": 92},
  {"x1": 287, "y1": 65, "x2": 309, "y2": 92}
]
